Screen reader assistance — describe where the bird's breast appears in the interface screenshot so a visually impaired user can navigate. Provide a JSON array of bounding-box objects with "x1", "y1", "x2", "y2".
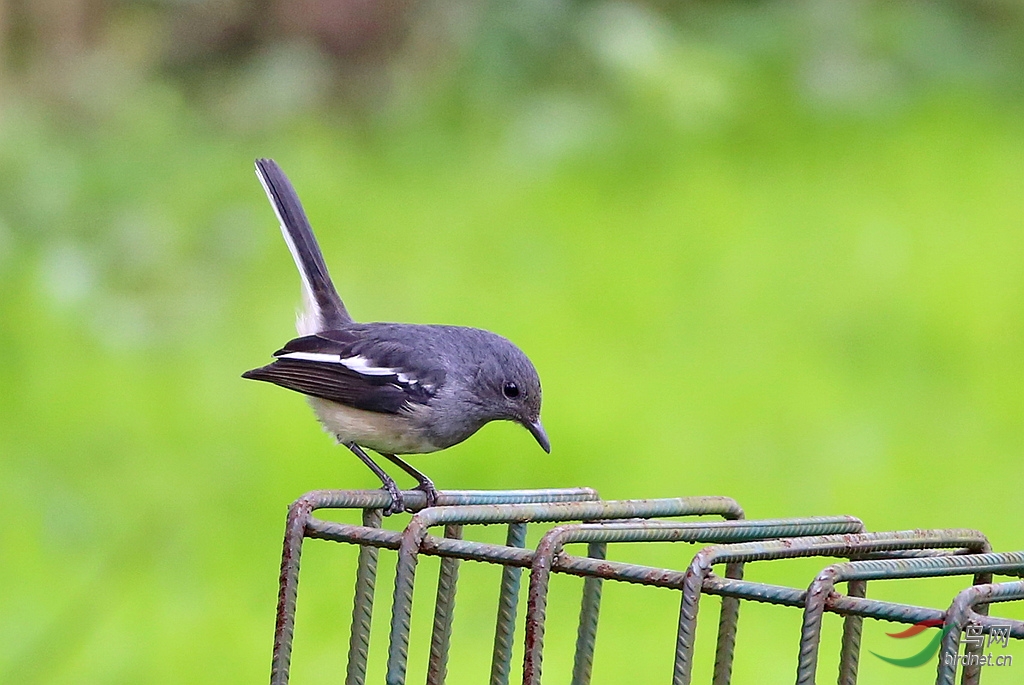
[{"x1": 307, "y1": 397, "x2": 446, "y2": 454}]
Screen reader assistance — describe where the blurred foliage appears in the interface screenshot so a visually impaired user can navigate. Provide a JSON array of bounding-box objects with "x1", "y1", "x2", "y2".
[{"x1": 2, "y1": 1, "x2": 1024, "y2": 683}]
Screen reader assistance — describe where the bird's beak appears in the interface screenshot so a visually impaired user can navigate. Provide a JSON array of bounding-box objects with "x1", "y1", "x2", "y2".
[{"x1": 524, "y1": 418, "x2": 551, "y2": 453}]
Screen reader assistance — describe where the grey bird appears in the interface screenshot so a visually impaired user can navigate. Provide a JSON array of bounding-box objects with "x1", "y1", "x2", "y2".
[{"x1": 243, "y1": 158, "x2": 549, "y2": 514}]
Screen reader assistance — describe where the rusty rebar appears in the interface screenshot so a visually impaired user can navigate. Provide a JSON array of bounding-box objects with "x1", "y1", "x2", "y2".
[
  {"x1": 672, "y1": 529, "x2": 989, "y2": 685},
  {"x1": 426, "y1": 524, "x2": 463, "y2": 685},
  {"x1": 936, "y1": 580, "x2": 1024, "y2": 685},
  {"x1": 796, "y1": 551, "x2": 1024, "y2": 685},
  {"x1": 519, "y1": 516, "x2": 864, "y2": 685},
  {"x1": 345, "y1": 508, "x2": 383, "y2": 685},
  {"x1": 270, "y1": 488, "x2": 598, "y2": 685},
  {"x1": 570, "y1": 542, "x2": 606, "y2": 685},
  {"x1": 270, "y1": 487, "x2": 1011, "y2": 685},
  {"x1": 489, "y1": 523, "x2": 528, "y2": 685},
  {"x1": 389, "y1": 497, "x2": 742, "y2": 685}
]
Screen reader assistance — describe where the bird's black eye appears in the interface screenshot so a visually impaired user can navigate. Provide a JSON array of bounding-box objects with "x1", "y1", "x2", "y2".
[{"x1": 503, "y1": 382, "x2": 520, "y2": 399}]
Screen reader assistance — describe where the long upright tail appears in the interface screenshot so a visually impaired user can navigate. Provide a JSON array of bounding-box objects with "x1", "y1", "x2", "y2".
[{"x1": 255, "y1": 158, "x2": 351, "y2": 333}]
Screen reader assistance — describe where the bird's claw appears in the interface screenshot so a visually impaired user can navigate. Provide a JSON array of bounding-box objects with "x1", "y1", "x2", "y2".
[
  {"x1": 376, "y1": 476, "x2": 437, "y2": 515},
  {"x1": 381, "y1": 480, "x2": 406, "y2": 516},
  {"x1": 415, "y1": 479, "x2": 440, "y2": 509}
]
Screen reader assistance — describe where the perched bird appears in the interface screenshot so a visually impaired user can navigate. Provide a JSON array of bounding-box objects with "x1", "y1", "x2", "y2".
[{"x1": 243, "y1": 159, "x2": 549, "y2": 514}]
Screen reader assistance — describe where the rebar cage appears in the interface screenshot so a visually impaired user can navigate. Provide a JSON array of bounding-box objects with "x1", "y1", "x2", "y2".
[{"x1": 268, "y1": 488, "x2": 1024, "y2": 685}]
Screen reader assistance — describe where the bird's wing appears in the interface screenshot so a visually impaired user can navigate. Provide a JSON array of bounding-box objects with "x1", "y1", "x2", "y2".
[{"x1": 242, "y1": 331, "x2": 444, "y2": 414}]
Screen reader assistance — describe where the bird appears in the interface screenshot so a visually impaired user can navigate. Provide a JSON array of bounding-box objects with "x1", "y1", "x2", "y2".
[{"x1": 243, "y1": 158, "x2": 550, "y2": 514}]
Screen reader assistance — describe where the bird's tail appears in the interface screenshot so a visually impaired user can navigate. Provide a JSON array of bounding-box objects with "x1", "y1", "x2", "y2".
[{"x1": 255, "y1": 158, "x2": 351, "y2": 333}]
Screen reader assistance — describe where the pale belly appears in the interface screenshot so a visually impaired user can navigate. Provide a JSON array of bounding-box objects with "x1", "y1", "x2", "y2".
[{"x1": 308, "y1": 397, "x2": 442, "y2": 454}]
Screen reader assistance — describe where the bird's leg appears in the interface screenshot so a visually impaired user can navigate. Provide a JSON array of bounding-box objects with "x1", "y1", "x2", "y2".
[
  {"x1": 346, "y1": 443, "x2": 405, "y2": 515},
  {"x1": 380, "y1": 453, "x2": 439, "y2": 509}
]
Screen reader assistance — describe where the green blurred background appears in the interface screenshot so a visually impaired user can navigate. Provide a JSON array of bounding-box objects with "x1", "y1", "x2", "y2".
[{"x1": 2, "y1": 1, "x2": 1024, "y2": 682}]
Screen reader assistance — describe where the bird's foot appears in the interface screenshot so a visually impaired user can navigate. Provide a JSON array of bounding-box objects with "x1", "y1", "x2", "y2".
[
  {"x1": 380, "y1": 478, "x2": 406, "y2": 516},
  {"x1": 414, "y1": 478, "x2": 440, "y2": 509}
]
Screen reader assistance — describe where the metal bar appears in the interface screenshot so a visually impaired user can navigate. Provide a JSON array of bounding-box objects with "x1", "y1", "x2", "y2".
[
  {"x1": 961, "y1": 571, "x2": 993, "y2": 685},
  {"x1": 325, "y1": 516, "x2": 867, "y2": 685},
  {"x1": 675, "y1": 556, "x2": 707, "y2": 685},
  {"x1": 271, "y1": 488, "x2": 598, "y2": 685},
  {"x1": 701, "y1": 574, "x2": 1024, "y2": 630},
  {"x1": 309, "y1": 515, "x2": 833, "y2": 566},
  {"x1": 390, "y1": 497, "x2": 743, "y2": 685},
  {"x1": 701, "y1": 575, "x2": 808, "y2": 608},
  {"x1": 521, "y1": 517, "x2": 863, "y2": 685},
  {"x1": 712, "y1": 562, "x2": 744, "y2": 685},
  {"x1": 821, "y1": 554, "x2": 1024, "y2": 583},
  {"x1": 836, "y1": 579, "x2": 866, "y2": 685},
  {"x1": 528, "y1": 517, "x2": 863, "y2": 685},
  {"x1": 796, "y1": 552, "x2": 1024, "y2": 685},
  {"x1": 490, "y1": 523, "x2": 528, "y2": 685},
  {"x1": 426, "y1": 524, "x2": 463, "y2": 685},
  {"x1": 304, "y1": 518, "x2": 992, "y2": 607},
  {"x1": 346, "y1": 508, "x2": 384, "y2": 685},
  {"x1": 271, "y1": 494, "x2": 320, "y2": 685},
  {"x1": 672, "y1": 530, "x2": 989, "y2": 685},
  {"x1": 277, "y1": 487, "x2": 1001, "y2": 685},
  {"x1": 937, "y1": 581, "x2": 1024, "y2": 685},
  {"x1": 571, "y1": 542, "x2": 607, "y2": 685}
]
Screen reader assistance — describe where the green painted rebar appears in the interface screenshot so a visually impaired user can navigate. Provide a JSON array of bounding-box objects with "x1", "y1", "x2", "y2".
[
  {"x1": 571, "y1": 542, "x2": 607, "y2": 685},
  {"x1": 796, "y1": 551, "x2": 1024, "y2": 685},
  {"x1": 346, "y1": 508, "x2": 383, "y2": 685},
  {"x1": 961, "y1": 571, "x2": 992, "y2": 685},
  {"x1": 936, "y1": 581, "x2": 1024, "y2": 685},
  {"x1": 673, "y1": 529, "x2": 989, "y2": 685},
  {"x1": 521, "y1": 517, "x2": 863, "y2": 685},
  {"x1": 711, "y1": 562, "x2": 744, "y2": 685},
  {"x1": 426, "y1": 525, "x2": 463, "y2": 685},
  {"x1": 490, "y1": 523, "x2": 528, "y2": 685},
  {"x1": 836, "y1": 579, "x2": 866, "y2": 685}
]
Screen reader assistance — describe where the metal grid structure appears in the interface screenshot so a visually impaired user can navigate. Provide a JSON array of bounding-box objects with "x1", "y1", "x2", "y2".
[{"x1": 269, "y1": 488, "x2": 1024, "y2": 685}]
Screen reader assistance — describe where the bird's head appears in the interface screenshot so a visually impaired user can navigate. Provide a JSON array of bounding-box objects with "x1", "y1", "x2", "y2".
[{"x1": 471, "y1": 333, "x2": 549, "y2": 453}]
